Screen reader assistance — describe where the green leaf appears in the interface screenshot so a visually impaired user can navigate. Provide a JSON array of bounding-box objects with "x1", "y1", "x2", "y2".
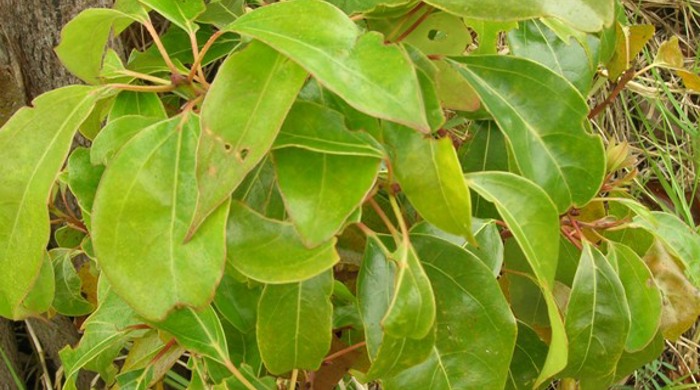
[
  {"x1": 382, "y1": 242, "x2": 436, "y2": 339},
  {"x1": 357, "y1": 237, "x2": 435, "y2": 379},
  {"x1": 327, "y1": 0, "x2": 416, "y2": 15},
  {"x1": 92, "y1": 114, "x2": 228, "y2": 321},
  {"x1": 631, "y1": 211, "x2": 700, "y2": 287},
  {"x1": 54, "y1": 226, "x2": 86, "y2": 248},
  {"x1": 90, "y1": 116, "x2": 162, "y2": 166},
  {"x1": 384, "y1": 123, "x2": 475, "y2": 242},
  {"x1": 384, "y1": 234, "x2": 516, "y2": 389},
  {"x1": 151, "y1": 305, "x2": 229, "y2": 362},
  {"x1": 55, "y1": 9, "x2": 137, "y2": 84},
  {"x1": 561, "y1": 243, "x2": 630, "y2": 389},
  {"x1": 191, "y1": 41, "x2": 307, "y2": 236},
  {"x1": 60, "y1": 279, "x2": 143, "y2": 390},
  {"x1": 109, "y1": 91, "x2": 167, "y2": 121},
  {"x1": 139, "y1": 0, "x2": 205, "y2": 33},
  {"x1": 197, "y1": 0, "x2": 245, "y2": 28},
  {"x1": 66, "y1": 147, "x2": 105, "y2": 217},
  {"x1": 468, "y1": 222, "x2": 504, "y2": 276},
  {"x1": 257, "y1": 271, "x2": 333, "y2": 374},
  {"x1": 273, "y1": 102, "x2": 384, "y2": 158},
  {"x1": 227, "y1": 201, "x2": 338, "y2": 284},
  {"x1": 0, "y1": 85, "x2": 99, "y2": 319},
  {"x1": 508, "y1": 20, "x2": 598, "y2": 94},
  {"x1": 19, "y1": 253, "x2": 55, "y2": 314},
  {"x1": 454, "y1": 55, "x2": 605, "y2": 213},
  {"x1": 465, "y1": 19, "x2": 518, "y2": 55},
  {"x1": 227, "y1": 0, "x2": 430, "y2": 132},
  {"x1": 607, "y1": 243, "x2": 662, "y2": 352},
  {"x1": 506, "y1": 322, "x2": 548, "y2": 390},
  {"x1": 465, "y1": 171, "x2": 566, "y2": 387},
  {"x1": 51, "y1": 249, "x2": 94, "y2": 316},
  {"x1": 423, "y1": 0, "x2": 614, "y2": 33},
  {"x1": 274, "y1": 149, "x2": 380, "y2": 247},
  {"x1": 613, "y1": 332, "x2": 664, "y2": 382},
  {"x1": 232, "y1": 157, "x2": 286, "y2": 220},
  {"x1": 214, "y1": 268, "x2": 261, "y2": 333}
]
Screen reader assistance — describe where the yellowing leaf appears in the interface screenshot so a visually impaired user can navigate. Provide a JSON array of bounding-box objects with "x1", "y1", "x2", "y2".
[{"x1": 606, "y1": 23, "x2": 654, "y2": 80}]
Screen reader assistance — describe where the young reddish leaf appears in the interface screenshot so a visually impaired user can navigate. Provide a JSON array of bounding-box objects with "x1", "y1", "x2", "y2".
[{"x1": 190, "y1": 41, "x2": 307, "y2": 237}]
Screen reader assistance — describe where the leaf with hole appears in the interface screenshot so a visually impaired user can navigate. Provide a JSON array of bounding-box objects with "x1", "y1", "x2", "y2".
[{"x1": 191, "y1": 40, "x2": 307, "y2": 236}]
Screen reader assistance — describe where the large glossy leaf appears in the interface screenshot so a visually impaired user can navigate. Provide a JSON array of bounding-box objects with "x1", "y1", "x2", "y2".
[
  {"x1": 60, "y1": 279, "x2": 143, "y2": 390},
  {"x1": 357, "y1": 237, "x2": 435, "y2": 379},
  {"x1": 508, "y1": 20, "x2": 598, "y2": 94},
  {"x1": 561, "y1": 243, "x2": 630, "y2": 389},
  {"x1": 454, "y1": 55, "x2": 605, "y2": 213},
  {"x1": 465, "y1": 171, "x2": 567, "y2": 386},
  {"x1": 227, "y1": 201, "x2": 339, "y2": 283},
  {"x1": 55, "y1": 9, "x2": 138, "y2": 84},
  {"x1": 139, "y1": 0, "x2": 205, "y2": 33},
  {"x1": 423, "y1": 0, "x2": 614, "y2": 33},
  {"x1": 384, "y1": 235, "x2": 517, "y2": 389},
  {"x1": 607, "y1": 243, "x2": 662, "y2": 352},
  {"x1": 151, "y1": 305, "x2": 229, "y2": 362},
  {"x1": 257, "y1": 271, "x2": 333, "y2": 374},
  {"x1": 384, "y1": 123, "x2": 475, "y2": 242},
  {"x1": 92, "y1": 114, "x2": 229, "y2": 321},
  {"x1": 191, "y1": 41, "x2": 307, "y2": 235},
  {"x1": 274, "y1": 149, "x2": 380, "y2": 247},
  {"x1": 90, "y1": 116, "x2": 162, "y2": 166},
  {"x1": 382, "y1": 242, "x2": 436, "y2": 339},
  {"x1": 227, "y1": 0, "x2": 430, "y2": 132},
  {"x1": 273, "y1": 102, "x2": 384, "y2": 158},
  {"x1": 0, "y1": 86, "x2": 99, "y2": 319}
]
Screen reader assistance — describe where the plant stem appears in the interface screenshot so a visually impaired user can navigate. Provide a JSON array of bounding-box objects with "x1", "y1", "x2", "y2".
[
  {"x1": 588, "y1": 67, "x2": 637, "y2": 119},
  {"x1": 25, "y1": 321, "x2": 53, "y2": 390},
  {"x1": 187, "y1": 31, "x2": 208, "y2": 87},
  {"x1": 187, "y1": 30, "x2": 226, "y2": 84},
  {"x1": 323, "y1": 341, "x2": 367, "y2": 363},
  {"x1": 109, "y1": 83, "x2": 176, "y2": 93},
  {"x1": 143, "y1": 19, "x2": 181, "y2": 77},
  {"x1": 289, "y1": 369, "x2": 298, "y2": 390},
  {"x1": 388, "y1": 194, "x2": 409, "y2": 244},
  {"x1": 386, "y1": 3, "x2": 425, "y2": 42},
  {"x1": 368, "y1": 198, "x2": 400, "y2": 241},
  {"x1": 116, "y1": 69, "x2": 171, "y2": 85}
]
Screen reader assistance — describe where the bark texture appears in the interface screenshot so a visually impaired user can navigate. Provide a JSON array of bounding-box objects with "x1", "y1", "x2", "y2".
[{"x1": 0, "y1": 1, "x2": 116, "y2": 388}]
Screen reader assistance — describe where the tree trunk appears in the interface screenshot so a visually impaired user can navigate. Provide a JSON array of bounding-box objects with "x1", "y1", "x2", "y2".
[{"x1": 0, "y1": 1, "x2": 116, "y2": 388}]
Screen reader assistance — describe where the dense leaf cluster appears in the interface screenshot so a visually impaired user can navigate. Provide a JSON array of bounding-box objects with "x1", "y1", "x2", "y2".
[{"x1": 1, "y1": 0, "x2": 699, "y2": 389}]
